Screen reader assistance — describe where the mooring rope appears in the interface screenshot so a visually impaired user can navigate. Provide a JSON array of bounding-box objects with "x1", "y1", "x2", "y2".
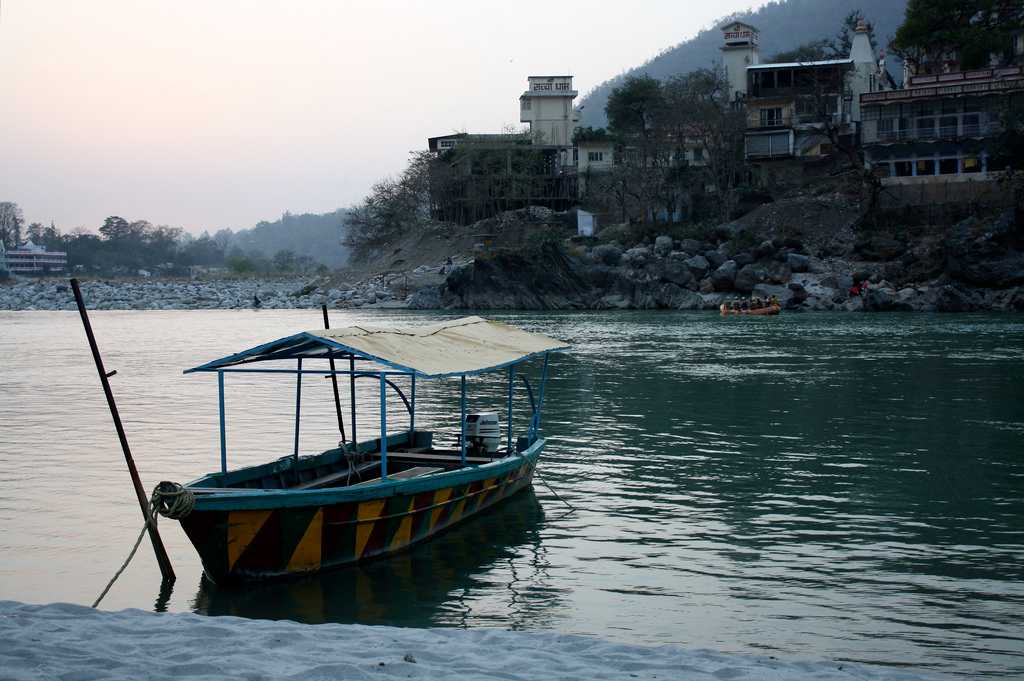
[
  {"x1": 533, "y1": 470, "x2": 577, "y2": 520},
  {"x1": 90, "y1": 482, "x2": 194, "y2": 609}
]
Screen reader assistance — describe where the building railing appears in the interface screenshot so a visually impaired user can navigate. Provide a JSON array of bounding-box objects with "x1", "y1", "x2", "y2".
[
  {"x1": 906, "y1": 65, "x2": 1022, "y2": 88},
  {"x1": 861, "y1": 77, "x2": 1024, "y2": 104},
  {"x1": 746, "y1": 112, "x2": 849, "y2": 130},
  {"x1": 862, "y1": 118, "x2": 1002, "y2": 144}
]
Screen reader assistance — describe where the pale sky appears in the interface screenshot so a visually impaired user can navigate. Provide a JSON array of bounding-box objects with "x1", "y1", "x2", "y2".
[{"x1": 0, "y1": 1, "x2": 763, "y2": 234}]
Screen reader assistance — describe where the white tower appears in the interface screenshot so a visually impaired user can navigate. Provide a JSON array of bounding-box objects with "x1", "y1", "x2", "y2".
[
  {"x1": 848, "y1": 19, "x2": 879, "y2": 122},
  {"x1": 519, "y1": 76, "x2": 579, "y2": 148},
  {"x1": 720, "y1": 22, "x2": 760, "y2": 101}
]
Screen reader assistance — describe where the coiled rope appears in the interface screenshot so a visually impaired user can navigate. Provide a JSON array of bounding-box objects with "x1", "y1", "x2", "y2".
[{"x1": 90, "y1": 482, "x2": 194, "y2": 608}]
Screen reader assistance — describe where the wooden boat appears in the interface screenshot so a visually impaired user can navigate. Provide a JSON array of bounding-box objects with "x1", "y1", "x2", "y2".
[
  {"x1": 719, "y1": 303, "x2": 781, "y2": 316},
  {"x1": 166, "y1": 316, "x2": 568, "y2": 584}
]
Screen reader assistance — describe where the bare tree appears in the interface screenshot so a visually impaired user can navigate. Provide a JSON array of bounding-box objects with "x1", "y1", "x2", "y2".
[
  {"x1": 660, "y1": 68, "x2": 747, "y2": 222},
  {"x1": 0, "y1": 202, "x2": 24, "y2": 248}
]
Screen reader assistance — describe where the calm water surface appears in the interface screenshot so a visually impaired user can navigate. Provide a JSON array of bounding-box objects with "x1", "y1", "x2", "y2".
[{"x1": 1, "y1": 310, "x2": 1022, "y2": 677}]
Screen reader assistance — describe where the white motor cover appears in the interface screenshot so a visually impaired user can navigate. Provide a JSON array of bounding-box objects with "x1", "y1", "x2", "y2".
[{"x1": 465, "y1": 412, "x2": 500, "y2": 453}]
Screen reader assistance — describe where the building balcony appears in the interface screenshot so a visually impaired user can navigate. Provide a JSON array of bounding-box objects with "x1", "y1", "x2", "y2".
[
  {"x1": 746, "y1": 112, "x2": 849, "y2": 131},
  {"x1": 862, "y1": 118, "x2": 1003, "y2": 145}
]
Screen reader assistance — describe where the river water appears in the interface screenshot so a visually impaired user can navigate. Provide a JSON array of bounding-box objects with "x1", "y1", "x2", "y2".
[{"x1": 1, "y1": 309, "x2": 1022, "y2": 677}]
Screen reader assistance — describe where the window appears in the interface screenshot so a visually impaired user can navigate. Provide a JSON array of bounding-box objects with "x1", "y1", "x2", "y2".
[
  {"x1": 692, "y1": 147, "x2": 704, "y2": 162},
  {"x1": 873, "y1": 162, "x2": 893, "y2": 177},
  {"x1": 521, "y1": 99, "x2": 531, "y2": 111},
  {"x1": 776, "y1": 70, "x2": 792, "y2": 88},
  {"x1": 439, "y1": 140, "x2": 456, "y2": 150},
  {"x1": 962, "y1": 113, "x2": 980, "y2": 136},
  {"x1": 916, "y1": 159, "x2": 936, "y2": 176},
  {"x1": 894, "y1": 160, "x2": 913, "y2": 177},
  {"x1": 588, "y1": 151, "x2": 604, "y2": 162},
  {"x1": 962, "y1": 157, "x2": 982, "y2": 173},
  {"x1": 917, "y1": 117, "x2": 936, "y2": 138},
  {"x1": 760, "y1": 107, "x2": 784, "y2": 127},
  {"x1": 939, "y1": 116, "x2": 958, "y2": 137},
  {"x1": 939, "y1": 158, "x2": 959, "y2": 174}
]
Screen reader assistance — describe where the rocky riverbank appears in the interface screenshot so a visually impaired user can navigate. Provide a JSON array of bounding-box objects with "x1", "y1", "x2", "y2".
[{"x1": 4, "y1": 203, "x2": 1022, "y2": 313}]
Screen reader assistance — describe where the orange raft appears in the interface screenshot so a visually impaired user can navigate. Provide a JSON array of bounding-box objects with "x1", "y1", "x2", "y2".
[{"x1": 720, "y1": 303, "x2": 781, "y2": 316}]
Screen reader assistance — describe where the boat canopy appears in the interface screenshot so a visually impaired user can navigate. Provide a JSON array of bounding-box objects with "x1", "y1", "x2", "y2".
[{"x1": 184, "y1": 316, "x2": 568, "y2": 379}]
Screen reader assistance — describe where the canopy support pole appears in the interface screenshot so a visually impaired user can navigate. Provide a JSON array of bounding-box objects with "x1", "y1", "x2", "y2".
[
  {"x1": 536, "y1": 353, "x2": 550, "y2": 434},
  {"x1": 409, "y1": 374, "x2": 416, "y2": 447},
  {"x1": 321, "y1": 305, "x2": 346, "y2": 443},
  {"x1": 460, "y1": 375, "x2": 467, "y2": 466},
  {"x1": 293, "y1": 358, "x2": 302, "y2": 462},
  {"x1": 69, "y1": 278, "x2": 175, "y2": 584},
  {"x1": 349, "y1": 357, "x2": 357, "y2": 447},
  {"x1": 507, "y1": 366, "x2": 515, "y2": 454},
  {"x1": 379, "y1": 373, "x2": 388, "y2": 479},
  {"x1": 218, "y1": 370, "x2": 227, "y2": 475}
]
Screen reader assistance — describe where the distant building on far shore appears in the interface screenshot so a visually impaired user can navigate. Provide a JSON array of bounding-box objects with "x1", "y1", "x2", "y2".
[{"x1": 4, "y1": 241, "x2": 68, "y2": 274}]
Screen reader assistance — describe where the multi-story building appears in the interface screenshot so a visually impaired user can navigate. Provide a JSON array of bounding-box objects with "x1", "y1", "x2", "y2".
[
  {"x1": 4, "y1": 241, "x2": 67, "y2": 274},
  {"x1": 731, "y1": 21, "x2": 885, "y2": 180},
  {"x1": 519, "y1": 75, "x2": 580, "y2": 150},
  {"x1": 860, "y1": 65, "x2": 1024, "y2": 182}
]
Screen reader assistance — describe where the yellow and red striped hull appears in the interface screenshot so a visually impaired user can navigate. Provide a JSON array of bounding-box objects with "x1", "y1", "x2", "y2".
[{"x1": 180, "y1": 454, "x2": 538, "y2": 583}]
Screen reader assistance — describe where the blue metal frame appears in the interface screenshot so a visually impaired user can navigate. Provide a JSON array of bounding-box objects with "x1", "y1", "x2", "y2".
[
  {"x1": 507, "y1": 366, "x2": 515, "y2": 453},
  {"x1": 410, "y1": 374, "x2": 416, "y2": 446},
  {"x1": 218, "y1": 370, "x2": 227, "y2": 474},
  {"x1": 293, "y1": 358, "x2": 302, "y2": 461},
  {"x1": 379, "y1": 372, "x2": 388, "y2": 479},
  {"x1": 460, "y1": 375, "x2": 467, "y2": 465},
  {"x1": 193, "y1": 329, "x2": 561, "y2": 476}
]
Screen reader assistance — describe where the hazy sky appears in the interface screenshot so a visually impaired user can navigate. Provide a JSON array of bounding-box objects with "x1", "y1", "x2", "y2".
[{"x1": 1, "y1": 1, "x2": 763, "y2": 234}]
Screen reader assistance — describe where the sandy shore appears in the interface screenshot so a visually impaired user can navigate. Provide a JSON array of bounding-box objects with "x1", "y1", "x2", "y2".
[{"x1": 0, "y1": 601, "x2": 955, "y2": 681}]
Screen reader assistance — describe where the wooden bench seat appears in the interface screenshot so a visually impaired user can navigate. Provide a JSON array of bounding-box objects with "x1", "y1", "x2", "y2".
[
  {"x1": 352, "y1": 466, "x2": 443, "y2": 487},
  {"x1": 292, "y1": 462, "x2": 379, "y2": 490}
]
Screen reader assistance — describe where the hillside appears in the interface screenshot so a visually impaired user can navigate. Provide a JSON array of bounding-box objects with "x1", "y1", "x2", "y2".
[
  {"x1": 225, "y1": 209, "x2": 349, "y2": 267},
  {"x1": 578, "y1": 0, "x2": 908, "y2": 128}
]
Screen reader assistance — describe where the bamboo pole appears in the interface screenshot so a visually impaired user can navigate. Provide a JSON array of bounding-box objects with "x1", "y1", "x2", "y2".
[
  {"x1": 69, "y1": 279, "x2": 175, "y2": 583},
  {"x1": 321, "y1": 305, "x2": 346, "y2": 442}
]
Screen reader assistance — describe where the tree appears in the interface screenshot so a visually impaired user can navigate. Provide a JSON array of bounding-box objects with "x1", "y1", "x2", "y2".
[
  {"x1": 606, "y1": 75, "x2": 664, "y2": 144},
  {"x1": 660, "y1": 67, "x2": 747, "y2": 222},
  {"x1": 345, "y1": 151, "x2": 433, "y2": 258},
  {"x1": 892, "y1": 0, "x2": 1024, "y2": 72},
  {"x1": 26, "y1": 222, "x2": 45, "y2": 243},
  {"x1": 0, "y1": 202, "x2": 24, "y2": 248}
]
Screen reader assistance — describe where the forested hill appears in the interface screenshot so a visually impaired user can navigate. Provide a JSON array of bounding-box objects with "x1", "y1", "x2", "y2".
[
  {"x1": 226, "y1": 209, "x2": 349, "y2": 267},
  {"x1": 578, "y1": 0, "x2": 908, "y2": 128}
]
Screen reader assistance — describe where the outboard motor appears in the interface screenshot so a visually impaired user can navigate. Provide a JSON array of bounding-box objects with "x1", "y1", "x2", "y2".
[{"x1": 464, "y1": 412, "x2": 500, "y2": 455}]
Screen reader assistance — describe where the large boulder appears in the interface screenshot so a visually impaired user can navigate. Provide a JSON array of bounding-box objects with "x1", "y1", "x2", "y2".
[
  {"x1": 622, "y1": 247, "x2": 651, "y2": 269},
  {"x1": 679, "y1": 238, "x2": 704, "y2": 254},
  {"x1": 733, "y1": 252, "x2": 755, "y2": 267},
  {"x1": 704, "y1": 250, "x2": 726, "y2": 269},
  {"x1": 734, "y1": 264, "x2": 767, "y2": 293},
  {"x1": 754, "y1": 240, "x2": 776, "y2": 260},
  {"x1": 711, "y1": 260, "x2": 738, "y2": 291},
  {"x1": 934, "y1": 284, "x2": 979, "y2": 312},
  {"x1": 593, "y1": 243, "x2": 623, "y2": 266},
  {"x1": 654, "y1": 235, "x2": 674, "y2": 257},
  {"x1": 786, "y1": 253, "x2": 810, "y2": 273},
  {"x1": 684, "y1": 254, "x2": 710, "y2": 280},
  {"x1": 660, "y1": 260, "x2": 697, "y2": 289},
  {"x1": 863, "y1": 286, "x2": 897, "y2": 311},
  {"x1": 407, "y1": 286, "x2": 442, "y2": 309}
]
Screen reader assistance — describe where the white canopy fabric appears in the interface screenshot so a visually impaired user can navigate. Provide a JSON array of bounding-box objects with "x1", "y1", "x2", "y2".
[
  {"x1": 186, "y1": 316, "x2": 569, "y2": 379},
  {"x1": 309, "y1": 316, "x2": 568, "y2": 378}
]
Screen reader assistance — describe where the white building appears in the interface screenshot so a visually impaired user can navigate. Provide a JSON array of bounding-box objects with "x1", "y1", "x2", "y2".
[
  {"x1": 4, "y1": 241, "x2": 67, "y2": 274},
  {"x1": 519, "y1": 76, "x2": 580, "y2": 149},
  {"x1": 720, "y1": 21, "x2": 761, "y2": 102}
]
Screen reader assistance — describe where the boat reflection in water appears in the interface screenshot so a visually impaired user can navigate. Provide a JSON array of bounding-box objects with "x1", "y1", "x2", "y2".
[{"x1": 192, "y1": 491, "x2": 562, "y2": 628}]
